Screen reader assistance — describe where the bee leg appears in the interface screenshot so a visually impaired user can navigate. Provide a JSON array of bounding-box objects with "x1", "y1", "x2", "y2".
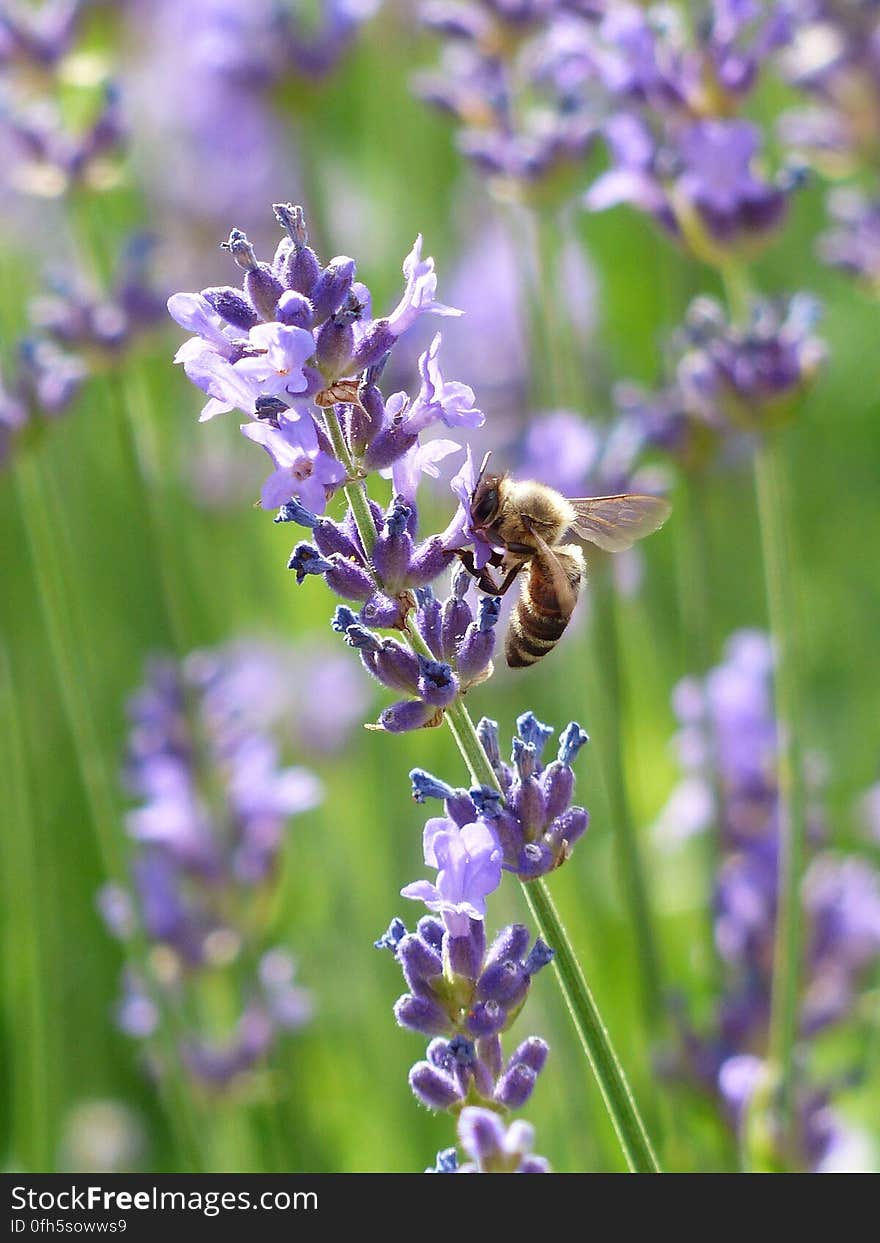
[
  {"x1": 492, "y1": 562, "x2": 526, "y2": 597},
  {"x1": 455, "y1": 549, "x2": 503, "y2": 595}
]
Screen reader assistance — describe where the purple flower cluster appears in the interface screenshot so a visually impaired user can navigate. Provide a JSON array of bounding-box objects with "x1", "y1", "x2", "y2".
[
  {"x1": 655, "y1": 630, "x2": 880, "y2": 1169},
  {"x1": 0, "y1": 0, "x2": 87, "y2": 74},
  {"x1": 374, "y1": 713, "x2": 587, "y2": 1163},
  {"x1": 817, "y1": 187, "x2": 880, "y2": 288},
  {"x1": 377, "y1": 912, "x2": 553, "y2": 1113},
  {"x1": 586, "y1": 2, "x2": 802, "y2": 261},
  {"x1": 776, "y1": 5, "x2": 880, "y2": 284},
  {"x1": 615, "y1": 293, "x2": 826, "y2": 469},
  {"x1": 1, "y1": 236, "x2": 164, "y2": 467},
  {"x1": 0, "y1": 337, "x2": 87, "y2": 466},
  {"x1": 169, "y1": 206, "x2": 472, "y2": 510},
  {"x1": 409, "y1": 712, "x2": 590, "y2": 879},
  {"x1": 273, "y1": 0, "x2": 381, "y2": 80},
  {"x1": 30, "y1": 235, "x2": 166, "y2": 358},
  {"x1": 98, "y1": 645, "x2": 320, "y2": 1088},
  {"x1": 169, "y1": 202, "x2": 574, "y2": 1167},
  {"x1": 329, "y1": 566, "x2": 500, "y2": 732},
  {"x1": 169, "y1": 205, "x2": 502, "y2": 735},
  {"x1": 1, "y1": 1, "x2": 127, "y2": 200},
  {"x1": 414, "y1": 0, "x2": 601, "y2": 189},
  {"x1": 427, "y1": 1107, "x2": 550, "y2": 1173},
  {"x1": 778, "y1": 2, "x2": 880, "y2": 175}
]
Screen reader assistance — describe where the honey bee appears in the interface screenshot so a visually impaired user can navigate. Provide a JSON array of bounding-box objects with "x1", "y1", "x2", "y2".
[{"x1": 458, "y1": 456, "x2": 671, "y2": 668}]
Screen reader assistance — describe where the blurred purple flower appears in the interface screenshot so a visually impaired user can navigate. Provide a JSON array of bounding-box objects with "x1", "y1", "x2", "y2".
[
  {"x1": 658, "y1": 629, "x2": 880, "y2": 1169},
  {"x1": 457, "y1": 1107, "x2": 550, "y2": 1173},
  {"x1": 100, "y1": 644, "x2": 321, "y2": 1088}
]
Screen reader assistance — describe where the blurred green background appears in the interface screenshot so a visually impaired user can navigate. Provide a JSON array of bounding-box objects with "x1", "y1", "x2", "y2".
[{"x1": 1, "y1": 1, "x2": 879, "y2": 1173}]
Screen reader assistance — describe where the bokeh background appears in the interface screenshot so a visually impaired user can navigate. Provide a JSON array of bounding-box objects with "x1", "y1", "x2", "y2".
[{"x1": 1, "y1": 0, "x2": 879, "y2": 1173}]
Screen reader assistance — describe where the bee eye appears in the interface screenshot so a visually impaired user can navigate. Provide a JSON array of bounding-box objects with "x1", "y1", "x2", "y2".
[{"x1": 473, "y1": 488, "x2": 498, "y2": 525}]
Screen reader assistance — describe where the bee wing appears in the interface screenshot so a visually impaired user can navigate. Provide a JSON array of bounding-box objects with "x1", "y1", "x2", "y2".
[{"x1": 568, "y1": 494, "x2": 671, "y2": 553}]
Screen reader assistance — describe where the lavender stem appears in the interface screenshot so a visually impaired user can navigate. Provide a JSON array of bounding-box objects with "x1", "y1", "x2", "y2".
[{"x1": 754, "y1": 432, "x2": 807, "y2": 1142}]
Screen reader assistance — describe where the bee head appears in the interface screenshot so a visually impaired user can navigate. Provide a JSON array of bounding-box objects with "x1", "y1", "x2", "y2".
[{"x1": 470, "y1": 472, "x2": 504, "y2": 528}]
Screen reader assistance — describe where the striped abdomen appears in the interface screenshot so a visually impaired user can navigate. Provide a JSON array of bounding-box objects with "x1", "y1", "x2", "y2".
[{"x1": 505, "y1": 548, "x2": 583, "y2": 668}]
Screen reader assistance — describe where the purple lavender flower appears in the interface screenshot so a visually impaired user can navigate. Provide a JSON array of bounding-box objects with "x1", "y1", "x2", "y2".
[
  {"x1": 271, "y1": 0, "x2": 381, "y2": 80},
  {"x1": 585, "y1": 4, "x2": 804, "y2": 260},
  {"x1": 98, "y1": 644, "x2": 320, "y2": 1088},
  {"x1": 403, "y1": 333, "x2": 484, "y2": 435},
  {"x1": 657, "y1": 630, "x2": 880, "y2": 1170},
  {"x1": 777, "y1": 2, "x2": 880, "y2": 178},
  {"x1": 402, "y1": 818, "x2": 503, "y2": 935},
  {"x1": 414, "y1": 1, "x2": 600, "y2": 189},
  {"x1": 4, "y1": 81, "x2": 126, "y2": 198},
  {"x1": 617, "y1": 293, "x2": 826, "y2": 471},
  {"x1": 587, "y1": 115, "x2": 791, "y2": 258},
  {"x1": 818, "y1": 189, "x2": 880, "y2": 288},
  {"x1": 440, "y1": 446, "x2": 498, "y2": 569},
  {"x1": 30, "y1": 236, "x2": 165, "y2": 357},
  {"x1": 328, "y1": 565, "x2": 500, "y2": 730},
  {"x1": 379, "y1": 912, "x2": 552, "y2": 1114},
  {"x1": 169, "y1": 210, "x2": 461, "y2": 442},
  {"x1": 0, "y1": 0, "x2": 86, "y2": 74},
  {"x1": 241, "y1": 409, "x2": 346, "y2": 512},
  {"x1": 410, "y1": 712, "x2": 590, "y2": 879},
  {"x1": 0, "y1": 338, "x2": 86, "y2": 466},
  {"x1": 457, "y1": 1107, "x2": 550, "y2": 1172}
]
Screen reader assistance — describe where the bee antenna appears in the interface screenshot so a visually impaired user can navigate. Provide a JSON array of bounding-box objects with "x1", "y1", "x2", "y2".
[{"x1": 475, "y1": 451, "x2": 492, "y2": 492}]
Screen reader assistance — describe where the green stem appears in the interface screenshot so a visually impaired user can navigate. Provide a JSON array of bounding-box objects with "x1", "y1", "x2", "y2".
[
  {"x1": 678, "y1": 471, "x2": 724, "y2": 986},
  {"x1": 720, "y1": 261, "x2": 752, "y2": 326},
  {"x1": 520, "y1": 877, "x2": 661, "y2": 1172},
  {"x1": 323, "y1": 404, "x2": 378, "y2": 564},
  {"x1": 527, "y1": 207, "x2": 578, "y2": 409},
  {"x1": 13, "y1": 453, "x2": 206, "y2": 1170},
  {"x1": 108, "y1": 368, "x2": 192, "y2": 650},
  {"x1": 754, "y1": 432, "x2": 807, "y2": 1142},
  {"x1": 0, "y1": 643, "x2": 54, "y2": 1169},
  {"x1": 590, "y1": 560, "x2": 664, "y2": 1026},
  {"x1": 13, "y1": 454, "x2": 123, "y2": 877}
]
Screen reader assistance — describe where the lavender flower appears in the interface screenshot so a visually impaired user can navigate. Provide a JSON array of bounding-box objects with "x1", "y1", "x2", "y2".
[
  {"x1": 586, "y1": 4, "x2": 803, "y2": 261},
  {"x1": 169, "y1": 209, "x2": 461, "y2": 434},
  {"x1": 168, "y1": 205, "x2": 498, "y2": 743},
  {"x1": 457, "y1": 1107, "x2": 550, "y2": 1172},
  {"x1": 402, "y1": 819, "x2": 503, "y2": 935},
  {"x1": 0, "y1": 337, "x2": 86, "y2": 466},
  {"x1": 778, "y1": 2, "x2": 880, "y2": 175},
  {"x1": 410, "y1": 712, "x2": 590, "y2": 879},
  {"x1": 4, "y1": 81, "x2": 126, "y2": 198},
  {"x1": 617, "y1": 293, "x2": 826, "y2": 470},
  {"x1": 378, "y1": 912, "x2": 552, "y2": 1113},
  {"x1": 0, "y1": 0, "x2": 88, "y2": 74},
  {"x1": 29, "y1": 235, "x2": 165, "y2": 357},
  {"x1": 818, "y1": 188, "x2": 880, "y2": 289},
  {"x1": 98, "y1": 644, "x2": 320, "y2": 1088},
  {"x1": 656, "y1": 630, "x2": 880, "y2": 1170},
  {"x1": 414, "y1": 0, "x2": 601, "y2": 192},
  {"x1": 327, "y1": 567, "x2": 499, "y2": 732},
  {"x1": 273, "y1": 0, "x2": 381, "y2": 80}
]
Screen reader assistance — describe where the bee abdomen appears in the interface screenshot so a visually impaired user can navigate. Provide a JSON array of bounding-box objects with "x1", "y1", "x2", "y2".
[{"x1": 505, "y1": 568, "x2": 576, "y2": 668}]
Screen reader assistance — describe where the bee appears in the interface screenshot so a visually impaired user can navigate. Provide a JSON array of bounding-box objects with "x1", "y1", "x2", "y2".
[{"x1": 458, "y1": 456, "x2": 671, "y2": 669}]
